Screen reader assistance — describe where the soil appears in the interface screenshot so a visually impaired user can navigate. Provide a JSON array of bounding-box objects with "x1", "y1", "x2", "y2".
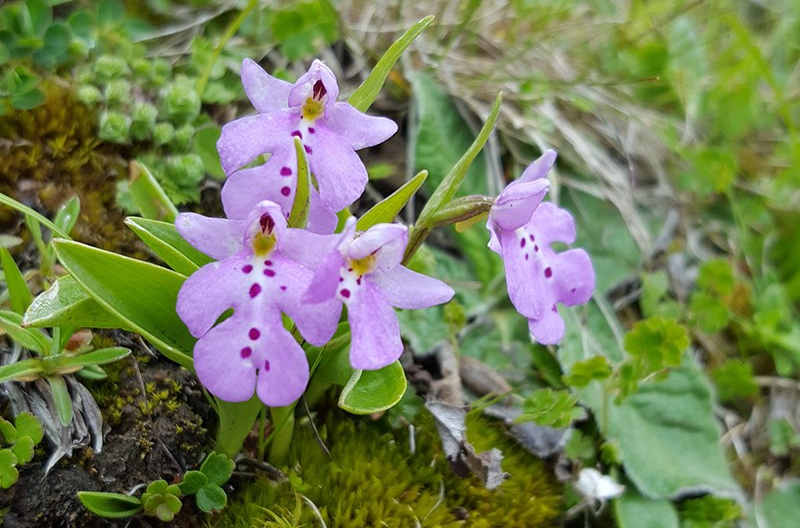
[{"x1": 0, "y1": 356, "x2": 213, "y2": 528}]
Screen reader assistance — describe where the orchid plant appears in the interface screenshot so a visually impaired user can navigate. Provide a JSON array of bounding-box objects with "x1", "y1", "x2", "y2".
[{"x1": 13, "y1": 16, "x2": 595, "y2": 464}]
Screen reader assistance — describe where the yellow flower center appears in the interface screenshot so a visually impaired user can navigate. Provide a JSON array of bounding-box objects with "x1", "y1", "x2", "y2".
[
  {"x1": 302, "y1": 97, "x2": 324, "y2": 121},
  {"x1": 349, "y1": 254, "x2": 376, "y2": 276},
  {"x1": 251, "y1": 232, "x2": 276, "y2": 257}
]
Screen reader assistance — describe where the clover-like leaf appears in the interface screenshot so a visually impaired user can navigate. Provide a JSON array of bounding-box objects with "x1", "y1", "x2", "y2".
[
  {"x1": 178, "y1": 470, "x2": 208, "y2": 495},
  {"x1": 199, "y1": 452, "x2": 234, "y2": 487},
  {"x1": 0, "y1": 418, "x2": 17, "y2": 444},
  {"x1": 195, "y1": 485, "x2": 227, "y2": 513},
  {"x1": 517, "y1": 388, "x2": 587, "y2": 429},
  {"x1": 624, "y1": 317, "x2": 689, "y2": 374},
  {"x1": 141, "y1": 480, "x2": 183, "y2": 522},
  {"x1": 563, "y1": 356, "x2": 612, "y2": 388},
  {"x1": 11, "y1": 436, "x2": 34, "y2": 465},
  {"x1": 0, "y1": 449, "x2": 20, "y2": 489}
]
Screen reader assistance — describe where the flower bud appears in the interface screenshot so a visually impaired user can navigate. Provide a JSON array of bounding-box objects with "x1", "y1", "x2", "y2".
[
  {"x1": 130, "y1": 102, "x2": 159, "y2": 141},
  {"x1": 98, "y1": 111, "x2": 131, "y2": 144},
  {"x1": 94, "y1": 55, "x2": 130, "y2": 82},
  {"x1": 162, "y1": 80, "x2": 201, "y2": 125}
]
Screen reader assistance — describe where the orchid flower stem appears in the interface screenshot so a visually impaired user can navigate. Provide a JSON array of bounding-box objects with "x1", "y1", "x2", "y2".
[
  {"x1": 214, "y1": 396, "x2": 263, "y2": 459},
  {"x1": 268, "y1": 404, "x2": 296, "y2": 466}
]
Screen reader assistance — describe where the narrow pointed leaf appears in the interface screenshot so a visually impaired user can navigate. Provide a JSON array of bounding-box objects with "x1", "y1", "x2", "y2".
[
  {"x1": 48, "y1": 375, "x2": 73, "y2": 426},
  {"x1": 23, "y1": 276, "x2": 128, "y2": 330},
  {"x1": 288, "y1": 137, "x2": 311, "y2": 229},
  {"x1": 78, "y1": 491, "x2": 143, "y2": 518},
  {"x1": 125, "y1": 217, "x2": 212, "y2": 275},
  {"x1": 53, "y1": 196, "x2": 80, "y2": 235},
  {"x1": 348, "y1": 15, "x2": 435, "y2": 112},
  {"x1": 51, "y1": 347, "x2": 130, "y2": 373},
  {"x1": 0, "y1": 248, "x2": 33, "y2": 315},
  {"x1": 0, "y1": 359, "x2": 43, "y2": 384},
  {"x1": 128, "y1": 161, "x2": 179, "y2": 222},
  {"x1": 0, "y1": 310, "x2": 51, "y2": 355},
  {"x1": 0, "y1": 192, "x2": 70, "y2": 240},
  {"x1": 52, "y1": 240, "x2": 194, "y2": 370},
  {"x1": 339, "y1": 360, "x2": 407, "y2": 415},
  {"x1": 357, "y1": 170, "x2": 428, "y2": 230}
]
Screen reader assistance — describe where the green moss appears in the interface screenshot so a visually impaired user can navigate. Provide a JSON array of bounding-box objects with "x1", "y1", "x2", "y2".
[{"x1": 212, "y1": 409, "x2": 562, "y2": 527}]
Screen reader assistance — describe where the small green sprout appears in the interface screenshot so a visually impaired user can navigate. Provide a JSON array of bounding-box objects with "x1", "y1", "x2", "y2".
[{"x1": 141, "y1": 480, "x2": 183, "y2": 522}]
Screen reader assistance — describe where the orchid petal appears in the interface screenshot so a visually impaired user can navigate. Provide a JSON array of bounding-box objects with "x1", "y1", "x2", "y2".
[
  {"x1": 348, "y1": 224, "x2": 407, "y2": 273},
  {"x1": 306, "y1": 187, "x2": 338, "y2": 234},
  {"x1": 255, "y1": 325, "x2": 310, "y2": 407},
  {"x1": 528, "y1": 304, "x2": 565, "y2": 345},
  {"x1": 347, "y1": 281, "x2": 402, "y2": 370},
  {"x1": 288, "y1": 60, "x2": 339, "y2": 115},
  {"x1": 491, "y1": 179, "x2": 550, "y2": 232},
  {"x1": 241, "y1": 58, "x2": 292, "y2": 114},
  {"x1": 303, "y1": 249, "x2": 345, "y2": 304},
  {"x1": 374, "y1": 266, "x2": 454, "y2": 309},
  {"x1": 519, "y1": 149, "x2": 557, "y2": 183},
  {"x1": 528, "y1": 202, "x2": 576, "y2": 246},
  {"x1": 552, "y1": 249, "x2": 595, "y2": 307},
  {"x1": 194, "y1": 316, "x2": 258, "y2": 402},
  {"x1": 326, "y1": 102, "x2": 398, "y2": 150},
  {"x1": 175, "y1": 213, "x2": 245, "y2": 260},
  {"x1": 221, "y1": 161, "x2": 294, "y2": 221},
  {"x1": 309, "y1": 124, "x2": 368, "y2": 211},
  {"x1": 280, "y1": 228, "x2": 340, "y2": 269},
  {"x1": 217, "y1": 112, "x2": 294, "y2": 174},
  {"x1": 498, "y1": 228, "x2": 547, "y2": 320}
]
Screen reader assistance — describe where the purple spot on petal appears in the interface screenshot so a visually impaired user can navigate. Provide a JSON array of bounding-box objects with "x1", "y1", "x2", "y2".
[
  {"x1": 356, "y1": 277, "x2": 362, "y2": 285},
  {"x1": 571, "y1": 288, "x2": 576, "y2": 293},
  {"x1": 308, "y1": 127, "x2": 315, "y2": 134},
  {"x1": 281, "y1": 186, "x2": 291, "y2": 197},
  {"x1": 544, "y1": 267, "x2": 553, "y2": 278},
  {"x1": 242, "y1": 264, "x2": 253, "y2": 274},
  {"x1": 529, "y1": 234, "x2": 535, "y2": 242},
  {"x1": 291, "y1": 130, "x2": 302, "y2": 139},
  {"x1": 240, "y1": 347, "x2": 252, "y2": 359},
  {"x1": 339, "y1": 277, "x2": 344, "y2": 282},
  {"x1": 520, "y1": 238, "x2": 526, "y2": 248},
  {"x1": 249, "y1": 328, "x2": 261, "y2": 340},
  {"x1": 280, "y1": 166, "x2": 292, "y2": 176},
  {"x1": 265, "y1": 260, "x2": 273, "y2": 266},
  {"x1": 249, "y1": 283, "x2": 262, "y2": 298},
  {"x1": 551, "y1": 305, "x2": 558, "y2": 313},
  {"x1": 264, "y1": 360, "x2": 271, "y2": 371},
  {"x1": 525, "y1": 254, "x2": 529, "y2": 261},
  {"x1": 304, "y1": 145, "x2": 312, "y2": 154},
  {"x1": 280, "y1": 285, "x2": 287, "y2": 291},
  {"x1": 534, "y1": 245, "x2": 539, "y2": 252},
  {"x1": 264, "y1": 269, "x2": 276, "y2": 277},
  {"x1": 340, "y1": 289, "x2": 351, "y2": 298}
]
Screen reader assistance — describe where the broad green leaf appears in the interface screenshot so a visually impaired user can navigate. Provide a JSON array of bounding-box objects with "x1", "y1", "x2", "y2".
[
  {"x1": 11, "y1": 436, "x2": 34, "y2": 465},
  {"x1": 78, "y1": 491, "x2": 143, "y2": 518},
  {"x1": 0, "y1": 247, "x2": 33, "y2": 315},
  {"x1": 0, "y1": 192, "x2": 70, "y2": 240},
  {"x1": 751, "y1": 480, "x2": 800, "y2": 528},
  {"x1": 288, "y1": 137, "x2": 310, "y2": 229},
  {"x1": 14, "y1": 413, "x2": 43, "y2": 444},
  {"x1": 199, "y1": 452, "x2": 234, "y2": 486},
  {"x1": 0, "y1": 310, "x2": 51, "y2": 354},
  {"x1": 128, "y1": 161, "x2": 179, "y2": 222},
  {"x1": 357, "y1": 170, "x2": 428, "y2": 230},
  {"x1": 348, "y1": 15, "x2": 434, "y2": 112},
  {"x1": 0, "y1": 449, "x2": 19, "y2": 489},
  {"x1": 52, "y1": 240, "x2": 194, "y2": 370},
  {"x1": 50, "y1": 347, "x2": 130, "y2": 373},
  {"x1": 125, "y1": 217, "x2": 212, "y2": 275},
  {"x1": 0, "y1": 359, "x2": 42, "y2": 384},
  {"x1": 339, "y1": 361, "x2": 407, "y2": 415},
  {"x1": 614, "y1": 491, "x2": 679, "y2": 528},
  {"x1": 195, "y1": 485, "x2": 226, "y2": 513},
  {"x1": 0, "y1": 418, "x2": 16, "y2": 443},
  {"x1": 48, "y1": 375, "x2": 73, "y2": 426},
  {"x1": 23, "y1": 276, "x2": 128, "y2": 330},
  {"x1": 607, "y1": 364, "x2": 741, "y2": 499},
  {"x1": 10, "y1": 88, "x2": 46, "y2": 110},
  {"x1": 178, "y1": 470, "x2": 207, "y2": 495}
]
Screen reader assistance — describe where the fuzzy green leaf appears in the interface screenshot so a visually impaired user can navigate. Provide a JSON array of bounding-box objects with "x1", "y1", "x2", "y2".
[
  {"x1": 348, "y1": 15, "x2": 434, "y2": 112},
  {"x1": 0, "y1": 449, "x2": 19, "y2": 489},
  {"x1": 78, "y1": 491, "x2": 143, "y2": 518},
  {"x1": 517, "y1": 388, "x2": 587, "y2": 428},
  {"x1": 199, "y1": 452, "x2": 234, "y2": 487},
  {"x1": 614, "y1": 491, "x2": 679, "y2": 528},
  {"x1": 23, "y1": 276, "x2": 128, "y2": 330},
  {"x1": 288, "y1": 137, "x2": 311, "y2": 229},
  {"x1": 13, "y1": 413, "x2": 42, "y2": 445},
  {"x1": 178, "y1": 470, "x2": 207, "y2": 495},
  {"x1": 0, "y1": 247, "x2": 33, "y2": 315},
  {"x1": 357, "y1": 170, "x2": 428, "y2": 231},
  {"x1": 52, "y1": 240, "x2": 194, "y2": 371},
  {"x1": 195, "y1": 485, "x2": 226, "y2": 513},
  {"x1": 125, "y1": 217, "x2": 212, "y2": 276},
  {"x1": 339, "y1": 361, "x2": 407, "y2": 415}
]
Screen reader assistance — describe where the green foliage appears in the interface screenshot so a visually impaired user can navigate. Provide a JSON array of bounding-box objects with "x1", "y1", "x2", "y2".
[
  {"x1": 767, "y1": 418, "x2": 800, "y2": 457},
  {"x1": 78, "y1": 491, "x2": 143, "y2": 518},
  {"x1": 710, "y1": 360, "x2": 758, "y2": 404},
  {"x1": 517, "y1": 388, "x2": 587, "y2": 428},
  {"x1": 563, "y1": 356, "x2": 612, "y2": 388},
  {"x1": 0, "y1": 412, "x2": 43, "y2": 489},
  {"x1": 141, "y1": 480, "x2": 183, "y2": 522},
  {"x1": 179, "y1": 452, "x2": 234, "y2": 513},
  {"x1": 265, "y1": 0, "x2": 339, "y2": 60},
  {"x1": 338, "y1": 361, "x2": 407, "y2": 415},
  {"x1": 679, "y1": 495, "x2": 742, "y2": 528}
]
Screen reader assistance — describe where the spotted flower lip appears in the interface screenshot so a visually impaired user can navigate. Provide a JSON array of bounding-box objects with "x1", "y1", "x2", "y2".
[
  {"x1": 303, "y1": 218, "x2": 455, "y2": 370},
  {"x1": 487, "y1": 150, "x2": 595, "y2": 345},
  {"x1": 218, "y1": 58, "x2": 398, "y2": 221},
  {"x1": 175, "y1": 201, "x2": 340, "y2": 406}
]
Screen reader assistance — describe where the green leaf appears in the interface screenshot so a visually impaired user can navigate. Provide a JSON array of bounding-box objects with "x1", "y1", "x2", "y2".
[
  {"x1": 614, "y1": 491, "x2": 679, "y2": 528},
  {"x1": 128, "y1": 161, "x2": 179, "y2": 222},
  {"x1": 50, "y1": 347, "x2": 130, "y2": 374},
  {"x1": 195, "y1": 484, "x2": 226, "y2": 513},
  {"x1": 26, "y1": 0, "x2": 52, "y2": 35},
  {"x1": 0, "y1": 359, "x2": 42, "y2": 384},
  {"x1": 0, "y1": 310, "x2": 51, "y2": 354},
  {"x1": 0, "y1": 192, "x2": 70, "y2": 240},
  {"x1": 752, "y1": 480, "x2": 800, "y2": 528},
  {"x1": 10, "y1": 88, "x2": 46, "y2": 110},
  {"x1": 357, "y1": 170, "x2": 428, "y2": 231},
  {"x1": 563, "y1": 355, "x2": 612, "y2": 388},
  {"x1": 125, "y1": 217, "x2": 212, "y2": 276},
  {"x1": 178, "y1": 470, "x2": 207, "y2": 495},
  {"x1": 78, "y1": 491, "x2": 143, "y2": 518},
  {"x1": 607, "y1": 364, "x2": 741, "y2": 499},
  {"x1": 199, "y1": 452, "x2": 234, "y2": 487},
  {"x1": 48, "y1": 375, "x2": 73, "y2": 426},
  {"x1": 193, "y1": 126, "x2": 225, "y2": 180},
  {"x1": 0, "y1": 449, "x2": 19, "y2": 489},
  {"x1": 0, "y1": 418, "x2": 17, "y2": 444},
  {"x1": 711, "y1": 359, "x2": 758, "y2": 403},
  {"x1": 0, "y1": 247, "x2": 33, "y2": 315},
  {"x1": 348, "y1": 15, "x2": 434, "y2": 112},
  {"x1": 23, "y1": 276, "x2": 128, "y2": 330},
  {"x1": 288, "y1": 137, "x2": 310, "y2": 229},
  {"x1": 339, "y1": 361, "x2": 407, "y2": 415},
  {"x1": 11, "y1": 436, "x2": 34, "y2": 465},
  {"x1": 624, "y1": 317, "x2": 689, "y2": 374},
  {"x1": 97, "y1": 0, "x2": 125, "y2": 24},
  {"x1": 517, "y1": 388, "x2": 587, "y2": 428},
  {"x1": 14, "y1": 412, "x2": 43, "y2": 444},
  {"x1": 52, "y1": 240, "x2": 194, "y2": 370},
  {"x1": 53, "y1": 196, "x2": 80, "y2": 236}
]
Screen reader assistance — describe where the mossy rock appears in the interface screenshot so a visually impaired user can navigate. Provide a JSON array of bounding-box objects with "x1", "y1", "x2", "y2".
[{"x1": 213, "y1": 409, "x2": 562, "y2": 527}]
